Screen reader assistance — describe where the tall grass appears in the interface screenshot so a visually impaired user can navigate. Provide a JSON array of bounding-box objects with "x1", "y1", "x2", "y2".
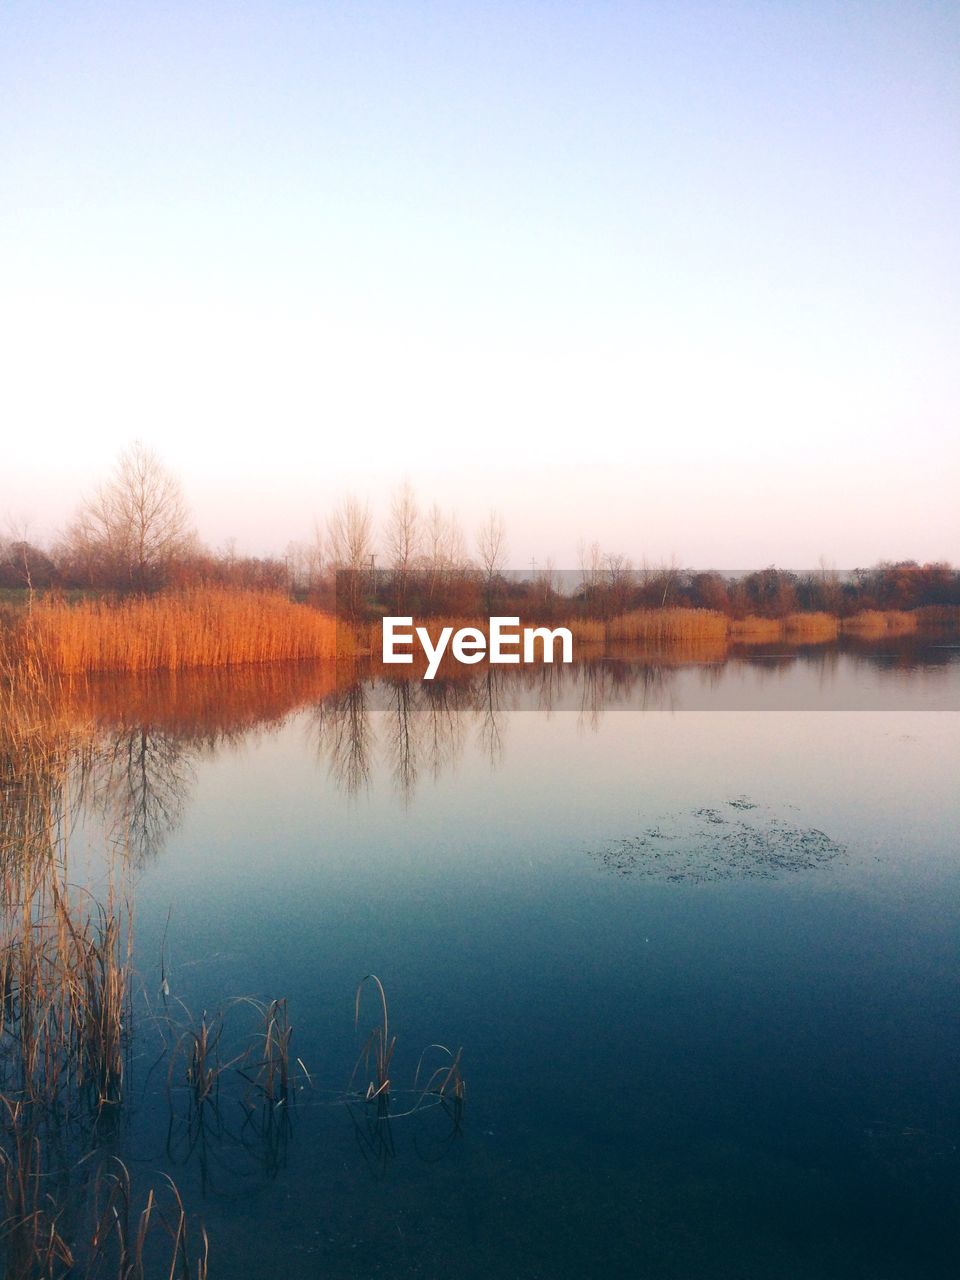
[
  {"x1": 0, "y1": 659, "x2": 209, "y2": 1278},
  {"x1": 781, "y1": 611, "x2": 839, "y2": 641},
  {"x1": 16, "y1": 590, "x2": 339, "y2": 675},
  {"x1": 565, "y1": 618, "x2": 606, "y2": 645},
  {"x1": 842, "y1": 609, "x2": 918, "y2": 636},
  {"x1": 605, "y1": 608, "x2": 729, "y2": 644},
  {"x1": 727, "y1": 615, "x2": 782, "y2": 642}
]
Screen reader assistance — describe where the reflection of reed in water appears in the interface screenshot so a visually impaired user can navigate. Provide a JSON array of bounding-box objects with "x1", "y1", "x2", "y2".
[
  {"x1": 7, "y1": 663, "x2": 342, "y2": 862},
  {"x1": 1, "y1": 661, "x2": 477, "y2": 1272},
  {"x1": 0, "y1": 667, "x2": 208, "y2": 1278},
  {"x1": 52, "y1": 661, "x2": 340, "y2": 744}
]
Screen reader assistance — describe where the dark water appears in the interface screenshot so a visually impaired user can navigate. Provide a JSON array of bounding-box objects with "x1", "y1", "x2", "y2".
[{"x1": 67, "y1": 645, "x2": 959, "y2": 1278}]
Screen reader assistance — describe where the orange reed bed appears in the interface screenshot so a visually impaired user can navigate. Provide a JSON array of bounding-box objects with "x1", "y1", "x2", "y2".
[
  {"x1": 14, "y1": 590, "x2": 340, "y2": 674},
  {"x1": 841, "y1": 609, "x2": 918, "y2": 637},
  {"x1": 601, "y1": 608, "x2": 729, "y2": 644},
  {"x1": 781, "y1": 611, "x2": 839, "y2": 642}
]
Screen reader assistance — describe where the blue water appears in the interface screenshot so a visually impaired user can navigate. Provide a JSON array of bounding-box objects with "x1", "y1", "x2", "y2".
[{"x1": 69, "y1": 651, "x2": 959, "y2": 1278}]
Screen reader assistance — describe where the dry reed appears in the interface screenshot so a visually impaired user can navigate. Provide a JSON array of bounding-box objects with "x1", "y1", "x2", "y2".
[
  {"x1": 605, "y1": 608, "x2": 729, "y2": 645},
  {"x1": 781, "y1": 612, "x2": 839, "y2": 642},
  {"x1": 352, "y1": 974, "x2": 396, "y2": 1107},
  {"x1": 728, "y1": 615, "x2": 783, "y2": 642},
  {"x1": 565, "y1": 618, "x2": 605, "y2": 645},
  {"x1": 15, "y1": 590, "x2": 339, "y2": 675},
  {"x1": 842, "y1": 610, "x2": 919, "y2": 636}
]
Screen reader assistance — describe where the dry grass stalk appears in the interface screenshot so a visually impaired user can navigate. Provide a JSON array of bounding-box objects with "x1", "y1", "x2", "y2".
[
  {"x1": 413, "y1": 1044, "x2": 466, "y2": 1108},
  {"x1": 352, "y1": 974, "x2": 396, "y2": 1106},
  {"x1": 90, "y1": 1159, "x2": 208, "y2": 1280}
]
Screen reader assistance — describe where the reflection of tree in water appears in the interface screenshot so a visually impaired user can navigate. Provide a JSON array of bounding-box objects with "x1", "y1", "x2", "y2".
[
  {"x1": 94, "y1": 728, "x2": 197, "y2": 862},
  {"x1": 385, "y1": 680, "x2": 418, "y2": 801},
  {"x1": 420, "y1": 680, "x2": 470, "y2": 781},
  {"x1": 313, "y1": 682, "x2": 375, "y2": 796},
  {"x1": 312, "y1": 675, "x2": 508, "y2": 802},
  {"x1": 308, "y1": 660, "x2": 690, "y2": 801},
  {"x1": 577, "y1": 660, "x2": 675, "y2": 730},
  {"x1": 477, "y1": 667, "x2": 506, "y2": 768},
  {"x1": 45, "y1": 664, "x2": 341, "y2": 859}
]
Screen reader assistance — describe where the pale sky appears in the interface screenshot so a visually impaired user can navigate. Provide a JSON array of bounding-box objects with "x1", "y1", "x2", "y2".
[{"x1": 1, "y1": 1, "x2": 957, "y2": 566}]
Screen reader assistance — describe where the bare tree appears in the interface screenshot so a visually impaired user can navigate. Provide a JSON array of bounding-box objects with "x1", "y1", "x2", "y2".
[
  {"x1": 424, "y1": 504, "x2": 467, "y2": 572},
  {"x1": 384, "y1": 481, "x2": 420, "y2": 610},
  {"x1": 603, "y1": 552, "x2": 634, "y2": 616},
  {"x1": 325, "y1": 495, "x2": 374, "y2": 617},
  {"x1": 325, "y1": 495, "x2": 374, "y2": 572},
  {"x1": 422, "y1": 504, "x2": 470, "y2": 611},
  {"x1": 578, "y1": 540, "x2": 604, "y2": 615},
  {"x1": 477, "y1": 509, "x2": 508, "y2": 610},
  {"x1": 63, "y1": 443, "x2": 195, "y2": 591}
]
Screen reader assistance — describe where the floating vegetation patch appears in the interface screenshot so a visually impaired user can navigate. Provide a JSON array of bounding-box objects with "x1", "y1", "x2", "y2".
[{"x1": 594, "y1": 802, "x2": 845, "y2": 882}]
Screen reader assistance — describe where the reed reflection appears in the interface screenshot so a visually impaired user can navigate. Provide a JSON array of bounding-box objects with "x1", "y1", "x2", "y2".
[{"x1": 6, "y1": 638, "x2": 954, "y2": 849}]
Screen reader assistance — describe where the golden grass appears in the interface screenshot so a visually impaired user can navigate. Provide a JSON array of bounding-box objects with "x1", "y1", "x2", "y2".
[
  {"x1": 15, "y1": 589, "x2": 339, "y2": 674},
  {"x1": 727, "y1": 615, "x2": 783, "y2": 642},
  {"x1": 566, "y1": 618, "x2": 606, "y2": 645},
  {"x1": 781, "y1": 611, "x2": 839, "y2": 641},
  {"x1": 842, "y1": 609, "x2": 919, "y2": 637},
  {"x1": 605, "y1": 608, "x2": 729, "y2": 644}
]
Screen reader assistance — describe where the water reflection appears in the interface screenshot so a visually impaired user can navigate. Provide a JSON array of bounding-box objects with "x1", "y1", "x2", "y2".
[
  {"x1": 93, "y1": 727, "x2": 195, "y2": 860},
  {"x1": 314, "y1": 682, "x2": 374, "y2": 795},
  {"x1": 8, "y1": 640, "x2": 953, "y2": 842},
  {"x1": 3, "y1": 641, "x2": 956, "y2": 1279}
]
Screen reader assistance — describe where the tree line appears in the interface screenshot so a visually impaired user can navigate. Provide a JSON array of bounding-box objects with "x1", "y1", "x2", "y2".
[{"x1": 2, "y1": 443, "x2": 957, "y2": 619}]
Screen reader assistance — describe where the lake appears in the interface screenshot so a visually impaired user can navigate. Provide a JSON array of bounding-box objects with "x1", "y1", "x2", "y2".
[{"x1": 15, "y1": 641, "x2": 960, "y2": 1277}]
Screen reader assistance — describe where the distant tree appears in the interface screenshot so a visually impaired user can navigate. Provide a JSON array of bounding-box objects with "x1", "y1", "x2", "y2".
[
  {"x1": 742, "y1": 567, "x2": 798, "y2": 618},
  {"x1": 577, "y1": 541, "x2": 604, "y2": 615},
  {"x1": 690, "y1": 572, "x2": 730, "y2": 614},
  {"x1": 384, "y1": 481, "x2": 420, "y2": 611},
  {"x1": 0, "y1": 519, "x2": 58, "y2": 605},
  {"x1": 325, "y1": 496, "x2": 374, "y2": 618},
  {"x1": 603, "y1": 552, "x2": 634, "y2": 616},
  {"x1": 477, "y1": 510, "x2": 508, "y2": 610},
  {"x1": 422, "y1": 504, "x2": 470, "y2": 613},
  {"x1": 62, "y1": 443, "x2": 196, "y2": 592}
]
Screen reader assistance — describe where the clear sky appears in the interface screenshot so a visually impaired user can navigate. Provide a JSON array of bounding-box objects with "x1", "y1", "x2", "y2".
[{"x1": 1, "y1": 1, "x2": 957, "y2": 566}]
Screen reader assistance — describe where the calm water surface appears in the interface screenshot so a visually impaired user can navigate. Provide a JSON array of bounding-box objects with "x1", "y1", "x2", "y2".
[{"x1": 69, "y1": 646, "x2": 959, "y2": 1278}]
